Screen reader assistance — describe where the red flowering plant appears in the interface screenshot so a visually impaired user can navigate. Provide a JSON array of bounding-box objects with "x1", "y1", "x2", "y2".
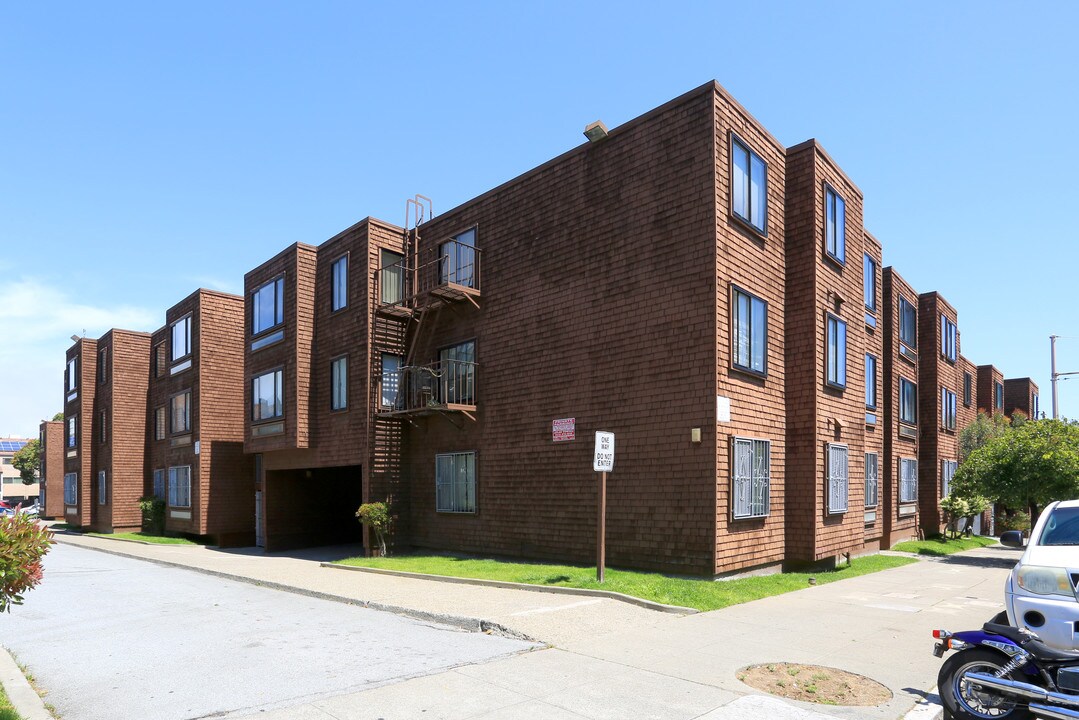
[{"x1": 0, "y1": 509, "x2": 54, "y2": 612}]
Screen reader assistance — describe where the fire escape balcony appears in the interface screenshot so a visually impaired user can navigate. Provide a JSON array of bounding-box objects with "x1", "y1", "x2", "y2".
[
  {"x1": 374, "y1": 238, "x2": 482, "y2": 317},
  {"x1": 378, "y1": 359, "x2": 478, "y2": 419}
]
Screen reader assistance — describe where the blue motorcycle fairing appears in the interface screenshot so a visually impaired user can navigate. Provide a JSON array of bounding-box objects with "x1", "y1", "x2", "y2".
[{"x1": 950, "y1": 630, "x2": 1041, "y2": 677}]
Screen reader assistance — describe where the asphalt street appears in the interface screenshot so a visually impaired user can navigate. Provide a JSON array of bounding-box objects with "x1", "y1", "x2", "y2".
[{"x1": 0, "y1": 543, "x2": 537, "y2": 720}]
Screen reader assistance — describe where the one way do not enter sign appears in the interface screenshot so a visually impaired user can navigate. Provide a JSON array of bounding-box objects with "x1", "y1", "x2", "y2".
[{"x1": 593, "y1": 431, "x2": 614, "y2": 472}]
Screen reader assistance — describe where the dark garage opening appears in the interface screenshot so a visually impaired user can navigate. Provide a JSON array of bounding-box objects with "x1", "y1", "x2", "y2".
[{"x1": 264, "y1": 465, "x2": 364, "y2": 552}]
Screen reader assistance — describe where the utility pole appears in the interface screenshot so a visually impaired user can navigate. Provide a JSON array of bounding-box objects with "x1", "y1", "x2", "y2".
[{"x1": 1050, "y1": 335, "x2": 1079, "y2": 420}]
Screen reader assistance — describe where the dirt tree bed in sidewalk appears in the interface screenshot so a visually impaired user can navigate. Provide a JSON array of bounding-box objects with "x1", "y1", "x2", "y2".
[{"x1": 738, "y1": 663, "x2": 892, "y2": 706}]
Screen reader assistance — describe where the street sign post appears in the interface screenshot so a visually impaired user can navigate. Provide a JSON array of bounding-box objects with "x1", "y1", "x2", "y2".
[{"x1": 593, "y1": 431, "x2": 614, "y2": 582}]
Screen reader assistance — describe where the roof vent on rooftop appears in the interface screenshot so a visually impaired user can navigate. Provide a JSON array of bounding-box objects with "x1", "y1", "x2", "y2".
[{"x1": 583, "y1": 120, "x2": 609, "y2": 143}]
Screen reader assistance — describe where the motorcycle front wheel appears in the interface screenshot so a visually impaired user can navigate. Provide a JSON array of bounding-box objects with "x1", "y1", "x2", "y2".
[{"x1": 938, "y1": 648, "x2": 1031, "y2": 720}]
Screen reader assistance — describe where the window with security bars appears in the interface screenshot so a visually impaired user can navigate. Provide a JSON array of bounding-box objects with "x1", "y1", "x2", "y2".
[
  {"x1": 64, "y1": 472, "x2": 77, "y2": 505},
  {"x1": 435, "y1": 452, "x2": 475, "y2": 513},
  {"x1": 97, "y1": 471, "x2": 107, "y2": 505},
  {"x1": 168, "y1": 466, "x2": 191, "y2": 508},
  {"x1": 827, "y1": 443, "x2": 849, "y2": 514},
  {"x1": 942, "y1": 460, "x2": 957, "y2": 498},
  {"x1": 732, "y1": 438, "x2": 770, "y2": 519},
  {"x1": 900, "y1": 458, "x2": 918, "y2": 503},
  {"x1": 153, "y1": 469, "x2": 166, "y2": 499},
  {"x1": 864, "y1": 453, "x2": 879, "y2": 508}
]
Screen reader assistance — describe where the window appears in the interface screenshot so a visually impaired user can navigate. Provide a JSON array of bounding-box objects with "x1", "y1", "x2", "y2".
[
  {"x1": 900, "y1": 378, "x2": 918, "y2": 425},
  {"x1": 98, "y1": 347, "x2": 109, "y2": 384},
  {"x1": 731, "y1": 136, "x2": 767, "y2": 233},
  {"x1": 253, "y1": 276, "x2": 285, "y2": 335},
  {"x1": 439, "y1": 341, "x2": 476, "y2": 405},
  {"x1": 899, "y1": 297, "x2": 917, "y2": 349},
  {"x1": 942, "y1": 459, "x2": 957, "y2": 498},
  {"x1": 170, "y1": 391, "x2": 191, "y2": 434},
  {"x1": 331, "y1": 255, "x2": 348, "y2": 311},
  {"x1": 64, "y1": 472, "x2": 77, "y2": 505},
  {"x1": 252, "y1": 369, "x2": 283, "y2": 421},
  {"x1": 900, "y1": 458, "x2": 918, "y2": 503},
  {"x1": 154, "y1": 343, "x2": 167, "y2": 378},
  {"x1": 863, "y1": 254, "x2": 877, "y2": 311},
  {"x1": 168, "y1": 466, "x2": 191, "y2": 508},
  {"x1": 435, "y1": 452, "x2": 476, "y2": 513},
  {"x1": 825, "y1": 185, "x2": 846, "y2": 264},
  {"x1": 827, "y1": 443, "x2": 849, "y2": 514},
  {"x1": 153, "y1": 469, "x2": 166, "y2": 499},
  {"x1": 941, "y1": 315, "x2": 957, "y2": 362},
  {"x1": 155, "y1": 406, "x2": 166, "y2": 441},
  {"x1": 99, "y1": 410, "x2": 108, "y2": 444},
  {"x1": 440, "y1": 228, "x2": 476, "y2": 288},
  {"x1": 826, "y1": 314, "x2": 847, "y2": 388},
  {"x1": 1033, "y1": 393, "x2": 1040, "y2": 419},
  {"x1": 67, "y1": 416, "x2": 76, "y2": 448},
  {"x1": 942, "y1": 387, "x2": 957, "y2": 431},
  {"x1": 963, "y1": 373, "x2": 973, "y2": 407},
  {"x1": 97, "y1": 470, "x2": 107, "y2": 505},
  {"x1": 865, "y1": 453, "x2": 879, "y2": 508},
  {"x1": 171, "y1": 315, "x2": 191, "y2": 362},
  {"x1": 995, "y1": 382, "x2": 1004, "y2": 410},
  {"x1": 331, "y1": 357, "x2": 347, "y2": 411},
  {"x1": 732, "y1": 287, "x2": 767, "y2": 375},
  {"x1": 732, "y1": 438, "x2": 770, "y2": 519},
  {"x1": 865, "y1": 355, "x2": 878, "y2": 409},
  {"x1": 66, "y1": 357, "x2": 78, "y2": 394},
  {"x1": 381, "y1": 354, "x2": 402, "y2": 408},
  {"x1": 380, "y1": 250, "x2": 405, "y2": 305}
]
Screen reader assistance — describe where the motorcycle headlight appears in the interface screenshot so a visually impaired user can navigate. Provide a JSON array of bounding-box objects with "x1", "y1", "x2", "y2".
[{"x1": 1016, "y1": 565, "x2": 1073, "y2": 596}]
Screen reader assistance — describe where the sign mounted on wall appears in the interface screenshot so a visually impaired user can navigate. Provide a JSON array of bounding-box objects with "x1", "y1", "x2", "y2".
[{"x1": 552, "y1": 418, "x2": 575, "y2": 442}]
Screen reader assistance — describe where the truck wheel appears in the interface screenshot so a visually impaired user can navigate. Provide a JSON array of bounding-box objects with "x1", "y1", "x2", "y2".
[{"x1": 938, "y1": 648, "x2": 1030, "y2": 720}]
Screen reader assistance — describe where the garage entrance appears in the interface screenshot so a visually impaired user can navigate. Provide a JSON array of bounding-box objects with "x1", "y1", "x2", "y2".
[{"x1": 263, "y1": 465, "x2": 364, "y2": 552}]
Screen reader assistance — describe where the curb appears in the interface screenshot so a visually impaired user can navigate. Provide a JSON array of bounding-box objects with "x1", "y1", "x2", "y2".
[
  {"x1": 322, "y1": 562, "x2": 698, "y2": 615},
  {"x1": 902, "y1": 690, "x2": 943, "y2": 720},
  {"x1": 0, "y1": 646, "x2": 53, "y2": 720},
  {"x1": 52, "y1": 536, "x2": 539, "y2": 643}
]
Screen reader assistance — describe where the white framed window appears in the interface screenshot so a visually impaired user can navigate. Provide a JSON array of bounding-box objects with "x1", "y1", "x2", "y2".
[
  {"x1": 171, "y1": 391, "x2": 191, "y2": 434},
  {"x1": 153, "y1": 468, "x2": 166, "y2": 499},
  {"x1": 331, "y1": 356, "x2": 347, "y2": 411},
  {"x1": 732, "y1": 437, "x2": 770, "y2": 519},
  {"x1": 64, "y1": 472, "x2": 77, "y2": 505},
  {"x1": 900, "y1": 458, "x2": 918, "y2": 503},
  {"x1": 252, "y1": 276, "x2": 285, "y2": 335},
  {"x1": 171, "y1": 315, "x2": 192, "y2": 362},
  {"x1": 381, "y1": 353, "x2": 402, "y2": 408},
  {"x1": 942, "y1": 459, "x2": 958, "y2": 498},
  {"x1": 331, "y1": 255, "x2": 348, "y2": 311},
  {"x1": 864, "y1": 453, "x2": 879, "y2": 508},
  {"x1": 826, "y1": 314, "x2": 847, "y2": 389},
  {"x1": 436, "y1": 452, "x2": 476, "y2": 513},
  {"x1": 97, "y1": 470, "x2": 107, "y2": 505},
  {"x1": 732, "y1": 286, "x2": 767, "y2": 375},
  {"x1": 825, "y1": 185, "x2": 846, "y2": 264},
  {"x1": 941, "y1": 315, "x2": 957, "y2": 362},
  {"x1": 731, "y1": 135, "x2": 767, "y2": 233},
  {"x1": 67, "y1": 357, "x2": 78, "y2": 394},
  {"x1": 827, "y1": 443, "x2": 849, "y2": 514},
  {"x1": 252, "y1": 369, "x2": 284, "y2": 421},
  {"x1": 942, "y1": 387, "x2": 957, "y2": 431},
  {"x1": 168, "y1": 466, "x2": 191, "y2": 508}
]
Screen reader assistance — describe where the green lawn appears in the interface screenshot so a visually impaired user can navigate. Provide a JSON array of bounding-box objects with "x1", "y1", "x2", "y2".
[
  {"x1": 891, "y1": 534, "x2": 998, "y2": 557},
  {"x1": 335, "y1": 553, "x2": 917, "y2": 612},
  {"x1": 87, "y1": 531, "x2": 199, "y2": 545},
  {"x1": 0, "y1": 682, "x2": 25, "y2": 720}
]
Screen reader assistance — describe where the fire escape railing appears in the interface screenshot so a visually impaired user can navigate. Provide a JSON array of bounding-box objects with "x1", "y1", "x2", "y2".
[
  {"x1": 375, "y1": 239, "x2": 482, "y2": 312},
  {"x1": 381, "y1": 359, "x2": 478, "y2": 413}
]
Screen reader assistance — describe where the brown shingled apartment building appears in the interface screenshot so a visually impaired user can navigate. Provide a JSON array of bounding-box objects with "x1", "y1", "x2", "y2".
[
  {"x1": 39, "y1": 420, "x2": 64, "y2": 519},
  {"x1": 148, "y1": 290, "x2": 253, "y2": 546},
  {"x1": 60, "y1": 79, "x2": 1038, "y2": 574},
  {"x1": 1003, "y1": 377, "x2": 1040, "y2": 420},
  {"x1": 62, "y1": 337, "x2": 97, "y2": 527}
]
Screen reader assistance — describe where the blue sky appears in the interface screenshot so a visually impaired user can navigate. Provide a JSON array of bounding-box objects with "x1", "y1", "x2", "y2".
[{"x1": 1, "y1": 1, "x2": 1077, "y2": 436}]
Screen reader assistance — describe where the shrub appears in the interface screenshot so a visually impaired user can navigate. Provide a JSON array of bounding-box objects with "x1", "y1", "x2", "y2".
[
  {"x1": 0, "y1": 511, "x2": 54, "y2": 612},
  {"x1": 138, "y1": 496, "x2": 166, "y2": 534},
  {"x1": 997, "y1": 511, "x2": 1031, "y2": 533},
  {"x1": 355, "y1": 502, "x2": 390, "y2": 557}
]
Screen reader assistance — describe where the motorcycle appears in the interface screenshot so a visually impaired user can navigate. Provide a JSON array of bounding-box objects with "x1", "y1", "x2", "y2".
[{"x1": 934, "y1": 621, "x2": 1079, "y2": 719}]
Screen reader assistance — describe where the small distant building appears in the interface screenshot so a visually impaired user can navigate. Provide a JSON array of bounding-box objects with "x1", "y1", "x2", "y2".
[{"x1": 0, "y1": 437, "x2": 37, "y2": 506}]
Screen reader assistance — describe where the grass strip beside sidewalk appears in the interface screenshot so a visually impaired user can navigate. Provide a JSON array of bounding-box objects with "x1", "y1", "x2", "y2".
[
  {"x1": 891, "y1": 534, "x2": 997, "y2": 557},
  {"x1": 0, "y1": 683, "x2": 24, "y2": 720},
  {"x1": 86, "y1": 531, "x2": 200, "y2": 545},
  {"x1": 336, "y1": 553, "x2": 917, "y2": 612}
]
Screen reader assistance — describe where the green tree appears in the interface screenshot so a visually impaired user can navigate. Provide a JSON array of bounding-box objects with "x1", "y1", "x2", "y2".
[
  {"x1": 952, "y1": 418, "x2": 1079, "y2": 522},
  {"x1": 52, "y1": 412, "x2": 63, "y2": 421},
  {"x1": 959, "y1": 411, "x2": 1011, "y2": 462},
  {"x1": 11, "y1": 439, "x2": 41, "y2": 485},
  {"x1": 356, "y1": 502, "x2": 391, "y2": 557}
]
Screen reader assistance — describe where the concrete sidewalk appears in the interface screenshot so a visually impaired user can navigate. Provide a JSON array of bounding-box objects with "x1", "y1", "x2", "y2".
[{"x1": 50, "y1": 531, "x2": 1019, "y2": 719}]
